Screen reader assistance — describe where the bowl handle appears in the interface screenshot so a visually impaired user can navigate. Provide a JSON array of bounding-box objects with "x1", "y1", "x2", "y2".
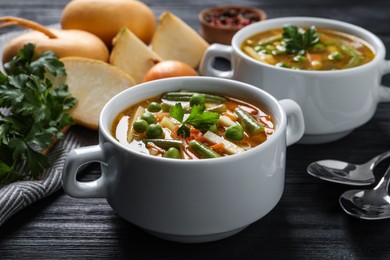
[
  {"x1": 199, "y1": 43, "x2": 234, "y2": 78},
  {"x1": 62, "y1": 145, "x2": 107, "y2": 198},
  {"x1": 279, "y1": 99, "x2": 305, "y2": 146},
  {"x1": 379, "y1": 60, "x2": 390, "y2": 102}
]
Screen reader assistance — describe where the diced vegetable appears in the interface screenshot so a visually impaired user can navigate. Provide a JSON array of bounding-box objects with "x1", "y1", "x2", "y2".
[
  {"x1": 206, "y1": 104, "x2": 227, "y2": 113},
  {"x1": 188, "y1": 140, "x2": 221, "y2": 159},
  {"x1": 258, "y1": 34, "x2": 282, "y2": 46},
  {"x1": 203, "y1": 131, "x2": 245, "y2": 154},
  {"x1": 133, "y1": 119, "x2": 148, "y2": 133},
  {"x1": 127, "y1": 106, "x2": 145, "y2": 142},
  {"x1": 142, "y1": 139, "x2": 182, "y2": 149},
  {"x1": 225, "y1": 124, "x2": 245, "y2": 141},
  {"x1": 141, "y1": 112, "x2": 157, "y2": 124},
  {"x1": 340, "y1": 44, "x2": 363, "y2": 68},
  {"x1": 243, "y1": 46, "x2": 265, "y2": 62},
  {"x1": 146, "y1": 124, "x2": 163, "y2": 138},
  {"x1": 218, "y1": 115, "x2": 236, "y2": 127},
  {"x1": 190, "y1": 93, "x2": 205, "y2": 106},
  {"x1": 147, "y1": 102, "x2": 161, "y2": 112},
  {"x1": 328, "y1": 51, "x2": 343, "y2": 61},
  {"x1": 162, "y1": 91, "x2": 225, "y2": 103},
  {"x1": 234, "y1": 107, "x2": 264, "y2": 135},
  {"x1": 163, "y1": 147, "x2": 181, "y2": 159},
  {"x1": 161, "y1": 103, "x2": 172, "y2": 112},
  {"x1": 160, "y1": 116, "x2": 178, "y2": 131}
]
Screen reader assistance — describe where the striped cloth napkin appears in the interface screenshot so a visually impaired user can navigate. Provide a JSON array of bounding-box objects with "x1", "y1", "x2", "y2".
[{"x1": 0, "y1": 130, "x2": 82, "y2": 226}]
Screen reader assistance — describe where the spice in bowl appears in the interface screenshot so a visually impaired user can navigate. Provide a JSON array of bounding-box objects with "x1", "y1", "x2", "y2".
[
  {"x1": 199, "y1": 5, "x2": 267, "y2": 44},
  {"x1": 203, "y1": 8, "x2": 261, "y2": 29}
]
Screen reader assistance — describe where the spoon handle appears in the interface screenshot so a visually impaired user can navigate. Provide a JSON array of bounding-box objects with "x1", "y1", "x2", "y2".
[
  {"x1": 373, "y1": 164, "x2": 390, "y2": 192},
  {"x1": 368, "y1": 150, "x2": 390, "y2": 169}
]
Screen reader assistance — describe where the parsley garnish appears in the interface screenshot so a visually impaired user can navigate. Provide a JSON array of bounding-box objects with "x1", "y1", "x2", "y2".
[
  {"x1": 170, "y1": 103, "x2": 220, "y2": 138},
  {"x1": 283, "y1": 25, "x2": 320, "y2": 54},
  {"x1": 0, "y1": 43, "x2": 76, "y2": 185}
]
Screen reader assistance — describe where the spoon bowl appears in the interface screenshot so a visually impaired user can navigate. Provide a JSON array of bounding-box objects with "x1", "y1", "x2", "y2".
[
  {"x1": 339, "y1": 165, "x2": 390, "y2": 220},
  {"x1": 307, "y1": 151, "x2": 390, "y2": 185}
]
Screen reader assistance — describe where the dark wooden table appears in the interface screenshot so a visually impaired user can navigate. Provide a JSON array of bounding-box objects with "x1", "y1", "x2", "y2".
[{"x1": 1, "y1": 0, "x2": 390, "y2": 259}]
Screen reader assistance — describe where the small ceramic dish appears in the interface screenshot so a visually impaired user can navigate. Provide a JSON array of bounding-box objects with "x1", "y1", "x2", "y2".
[{"x1": 198, "y1": 5, "x2": 267, "y2": 45}]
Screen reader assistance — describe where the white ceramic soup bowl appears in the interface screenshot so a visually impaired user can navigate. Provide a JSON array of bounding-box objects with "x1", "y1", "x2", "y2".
[
  {"x1": 200, "y1": 17, "x2": 390, "y2": 144},
  {"x1": 62, "y1": 77, "x2": 304, "y2": 243}
]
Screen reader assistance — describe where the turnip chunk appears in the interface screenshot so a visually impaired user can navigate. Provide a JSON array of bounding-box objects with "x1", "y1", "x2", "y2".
[
  {"x1": 203, "y1": 131, "x2": 245, "y2": 155},
  {"x1": 127, "y1": 106, "x2": 145, "y2": 143},
  {"x1": 218, "y1": 115, "x2": 236, "y2": 127},
  {"x1": 161, "y1": 116, "x2": 177, "y2": 131}
]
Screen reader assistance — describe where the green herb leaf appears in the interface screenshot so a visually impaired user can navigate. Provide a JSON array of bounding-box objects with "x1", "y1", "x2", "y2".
[
  {"x1": 177, "y1": 125, "x2": 190, "y2": 138},
  {"x1": 283, "y1": 25, "x2": 320, "y2": 54},
  {"x1": 169, "y1": 103, "x2": 184, "y2": 122},
  {"x1": 185, "y1": 105, "x2": 220, "y2": 131},
  {"x1": 169, "y1": 103, "x2": 220, "y2": 137},
  {"x1": 0, "y1": 44, "x2": 76, "y2": 185}
]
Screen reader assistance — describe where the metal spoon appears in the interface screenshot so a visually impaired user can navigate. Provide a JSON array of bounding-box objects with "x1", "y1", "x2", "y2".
[
  {"x1": 307, "y1": 150, "x2": 390, "y2": 186},
  {"x1": 339, "y1": 164, "x2": 390, "y2": 220}
]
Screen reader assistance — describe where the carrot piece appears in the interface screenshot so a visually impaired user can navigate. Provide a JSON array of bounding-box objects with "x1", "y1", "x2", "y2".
[
  {"x1": 239, "y1": 105, "x2": 258, "y2": 115},
  {"x1": 210, "y1": 142, "x2": 224, "y2": 149},
  {"x1": 223, "y1": 110, "x2": 238, "y2": 121},
  {"x1": 210, "y1": 142, "x2": 225, "y2": 154},
  {"x1": 224, "y1": 100, "x2": 238, "y2": 111},
  {"x1": 306, "y1": 53, "x2": 322, "y2": 61},
  {"x1": 154, "y1": 112, "x2": 170, "y2": 122},
  {"x1": 171, "y1": 125, "x2": 181, "y2": 139},
  {"x1": 189, "y1": 128, "x2": 208, "y2": 142}
]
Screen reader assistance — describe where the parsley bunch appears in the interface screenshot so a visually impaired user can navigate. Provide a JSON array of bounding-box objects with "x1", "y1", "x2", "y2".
[
  {"x1": 170, "y1": 103, "x2": 220, "y2": 138},
  {"x1": 0, "y1": 44, "x2": 76, "y2": 185},
  {"x1": 283, "y1": 25, "x2": 320, "y2": 54}
]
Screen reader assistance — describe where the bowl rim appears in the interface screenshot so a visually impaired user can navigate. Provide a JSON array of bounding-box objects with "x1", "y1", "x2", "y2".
[
  {"x1": 232, "y1": 16, "x2": 385, "y2": 74},
  {"x1": 198, "y1": 5, "x2": 267, "y2": 32},
  {"x1": 99, "y1": 76, "x2": 288, "y2": 165}
]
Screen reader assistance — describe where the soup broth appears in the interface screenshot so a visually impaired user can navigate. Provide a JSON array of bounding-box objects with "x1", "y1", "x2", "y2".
[
  {"x1": 111, "y1": 91, "x2": 275, "y2": 159},
  {"x1": 242, "y1": 26, "x2": 375, "y2": 70}
]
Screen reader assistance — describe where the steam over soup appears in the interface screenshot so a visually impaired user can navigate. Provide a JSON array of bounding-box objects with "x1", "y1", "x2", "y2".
[
  {"x1": 241, "y1": 25, "x2": 375, "y2": 70},
  {"x1": 112, "y1": 91, "x2": 275, "y2": 159}
]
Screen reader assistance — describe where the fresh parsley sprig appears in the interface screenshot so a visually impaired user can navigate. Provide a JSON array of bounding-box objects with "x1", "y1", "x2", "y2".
[
  {"x1": 0, "y1": 43, "x2": 76, "y2": 185},
  {"x1": 283, "y1": 25, "x2": 320, "y2": 54},
  {"x1": 170, "y1": 103, "x2": 220, "y2": 138}
]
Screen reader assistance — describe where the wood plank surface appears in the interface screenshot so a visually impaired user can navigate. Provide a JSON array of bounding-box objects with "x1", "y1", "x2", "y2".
[{"x1": 1, "y1": 0, "x2": 390, "y2": 259}]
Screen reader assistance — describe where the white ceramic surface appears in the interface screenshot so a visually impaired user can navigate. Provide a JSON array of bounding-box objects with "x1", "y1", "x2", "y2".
[
  {"x1": 199, "y1": 17, "x2": 390, "y2": 144},
  {"x1": 62, "y1": 77, "x2": 304, "y2": 243}
]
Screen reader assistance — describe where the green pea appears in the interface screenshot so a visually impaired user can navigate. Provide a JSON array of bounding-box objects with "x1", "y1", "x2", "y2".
[
  {"x1": 254, "y1": 45, "x2": 265, "y2": 52},
  {"x1": 225, "y1": 124, "x2": 244, "y2": 141},
  {"x1": 146, "y1": 124, "x2": 163, "y2": 138},
  {"x1": 293, "y1": 55, "x2": 307, "y2": 62},
  {"x1": 190, "y1": 93, "x2": 205, "y2": 107},
  {"x1": 163, "y1": 147, "x2": 181, "y2": 159},
  {"x1": 133, "y1": 119, "x2": 148, "y2": 133},
  {"x1": 312, "y1": 43, "x2": 325, "y2": 52},
  {"x1": 161, "y1": 103, "x2": 172, "y2": 112},
  {"x1": 265, "y1": 44, "x2": 275, "y2": 52},
  {"x1": 147, "y1": 102, "x2": 161, "y2": 112},
  {"x1": 141, "y1": 112, "x2": 157, "y2": 124},
  {"x1": 275, "y1": 62, "x2": 289, "y2": 68},
  {"x1": 329, "y1": 51, "x2": 343, "y2": 61},
  {"x1": 271, "y1": 49, "x2": 285, "y2": 55}
]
